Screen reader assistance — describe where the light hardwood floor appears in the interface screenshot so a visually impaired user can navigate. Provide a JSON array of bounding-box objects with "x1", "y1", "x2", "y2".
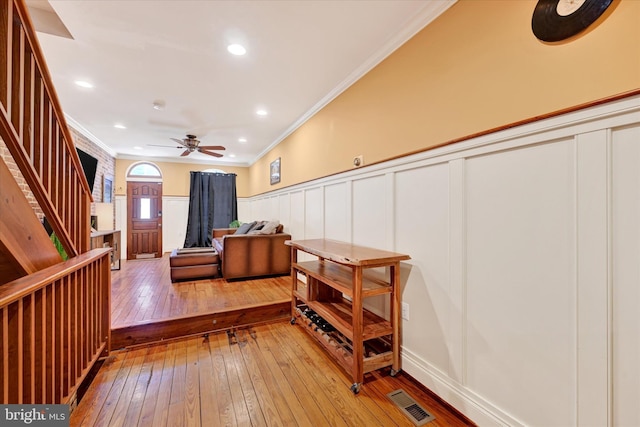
[
  {"x1": 71, "y1": 323, "x2": 474, "y2": 427},
  {"x1": 110, "y1": 254, "x2": 290, "y2": 329},
  {"x1": 72, "y1": 255, "x2": 475, "y2": 426},
  {"x1": 109, "y1": 255, "x2": 291, "y2": 348}
]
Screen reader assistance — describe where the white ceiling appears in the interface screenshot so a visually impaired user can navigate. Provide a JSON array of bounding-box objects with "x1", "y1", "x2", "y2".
[{"x1": 28, "y1": 0, "x2": 454, "y2": 166}]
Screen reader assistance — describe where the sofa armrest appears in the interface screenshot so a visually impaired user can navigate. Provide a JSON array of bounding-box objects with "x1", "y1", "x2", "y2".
[{"x1": 213, "y1": 228, "x2": 237, "y2": 238}]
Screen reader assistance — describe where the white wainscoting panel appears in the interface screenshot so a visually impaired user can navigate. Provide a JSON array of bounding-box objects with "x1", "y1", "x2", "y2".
[
  {"x1": 395, "y1": 162, "x2": 451, "y2": 374},
  {"x1": 278, "y1": 194, "x2": 291, "y2": 233},
  {"x1": 612, "y1": 125, "x2": 640, "y2": 427},
  {"x1": 304, "y1": 187, "x2": 324, "y2": 240},
  {"x1": 162, "y1": 196, "x2": 190, "y2": 253},
  {"x1": 237, "y1": 198, "x2": 251, "y2": 222},
  {"x1": 290, "y1": 191, "x2": 305, "y2": 240},
  {"x1": 575, "y1": 131, "x2": 609, "y2": 427},
  {"x1": 249, "y1": 197, "x2": 269, "y2": 220},
  {"x1": 268, "y1": 196, "x2": 280, "y2": 221},
  {"x1": 352, "y1": 175, "x2": 386, "y2": 248},
  {"x1": 239, "y1": 96, "x2": 640, "y2": 426},
  {"x1": 448, "y1": 158, "x2": 466, "y2": 384},
  {"x1": 324, "y1": 182, "x2": 349, "y2": 241},
  {"x1": 465, "y1": 140, "x2": 576, "y2": 426},
  {"x1": 352, "y1": 174, "x2": 388, "y2": 315}
]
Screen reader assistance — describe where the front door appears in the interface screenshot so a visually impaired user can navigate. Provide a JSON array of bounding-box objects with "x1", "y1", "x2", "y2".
[{"x1": 127, "y1": 182, "x2": 162, "y2": 259}]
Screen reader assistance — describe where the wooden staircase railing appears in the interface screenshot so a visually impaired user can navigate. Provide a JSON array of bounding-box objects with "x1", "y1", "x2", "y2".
[
  {"x1": 0, "y1": 249, "x2": 111, "y2": 404},
  {"x1": 0, "y1": 0, "x2": 112, "y2": 406},
  {"x1": 0, "y1": 0, "x2": 92, "y2": 258}
]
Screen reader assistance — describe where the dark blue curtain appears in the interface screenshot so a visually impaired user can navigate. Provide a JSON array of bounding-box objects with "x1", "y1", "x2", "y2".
[{"x1": 183, "y1": 172, "x2": 237, "y2": 248}]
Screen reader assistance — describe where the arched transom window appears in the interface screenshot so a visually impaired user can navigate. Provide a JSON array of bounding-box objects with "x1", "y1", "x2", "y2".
[{"x1": 126, "y1": 162, "x2": 162, "y2": 181}]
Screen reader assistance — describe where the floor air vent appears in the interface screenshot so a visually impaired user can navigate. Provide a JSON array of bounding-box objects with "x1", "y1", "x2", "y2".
[{"x1": 387, "y1": 389, "x2": 436, "y2": 426}]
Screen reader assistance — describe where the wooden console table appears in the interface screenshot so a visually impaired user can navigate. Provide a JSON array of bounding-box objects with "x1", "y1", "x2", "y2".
[
  {"x1": 286, "y1": 238, "x2": 410, "y2": 394},
  {"x1": 90, "y1": 230, "x2": 121, "y2": 270}
]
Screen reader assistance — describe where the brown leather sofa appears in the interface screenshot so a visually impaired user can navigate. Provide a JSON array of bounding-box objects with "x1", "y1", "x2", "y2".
[{"x1": 212, "y1": 227, "x2": 291, "y2": 280}]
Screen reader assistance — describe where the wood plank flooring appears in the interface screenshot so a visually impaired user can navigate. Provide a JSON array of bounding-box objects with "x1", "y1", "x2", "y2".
[
  {"x1": 110, "y1": 254, "x2": 290, "y2": 329},
  {"x1": 71, "y1": 322, "x2": 475, "y2": 427},
  {"x1": 89, "y1": 255, "x2": 475, "y2": 426},
  {"x1": 110, "y1": 255, "x2": 291, "y2": 348}
]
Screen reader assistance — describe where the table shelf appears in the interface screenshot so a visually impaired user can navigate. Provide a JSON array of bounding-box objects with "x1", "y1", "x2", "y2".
[
  {"x1": 293, "y1": 260, "x2": 392, "y2": 298},
  {"x1": 287, "y1": 239, "x2": 409, "y2": 394},
  {"x1": 90, "y1": 230, "x2": 121, "y2": 270},
  {"x1": 293, "y1": 304, "x2": 394, "y2": 378}
]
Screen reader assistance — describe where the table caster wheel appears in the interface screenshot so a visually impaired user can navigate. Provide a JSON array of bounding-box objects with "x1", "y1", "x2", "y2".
[
  {"x1": 290, "y1": 317, "x2": 296, "y2": 325},
  {"x1": 350, "y1": 383, "x2": 361, "y2": 394}
]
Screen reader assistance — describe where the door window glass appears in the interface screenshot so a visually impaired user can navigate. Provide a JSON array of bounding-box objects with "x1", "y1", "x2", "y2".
[
  {"x1": 140, "y1": 198, "x2": 151, "y2": 219},
  {"x1": 127, "y1": 162, "x2": 162, "y2": 178}
]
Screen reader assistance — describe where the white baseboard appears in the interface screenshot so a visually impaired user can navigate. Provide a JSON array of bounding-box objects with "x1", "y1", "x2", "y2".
[{"x1": 401, "y1": 348, "x2": 522, "y2": 426}]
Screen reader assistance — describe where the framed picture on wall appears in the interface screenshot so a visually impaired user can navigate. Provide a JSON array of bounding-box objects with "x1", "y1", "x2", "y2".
[
  {"x1": 103, "y1": 175, "x2": 113, "y2": 203},
  {"x1": 270, "y1": 157, "x2": 281, "y2": 185}
]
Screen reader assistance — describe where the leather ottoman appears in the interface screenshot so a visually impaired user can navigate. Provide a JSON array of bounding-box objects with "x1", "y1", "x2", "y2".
[{"x1": 170, "y1": 248, "x2": 220, "y2": 282}]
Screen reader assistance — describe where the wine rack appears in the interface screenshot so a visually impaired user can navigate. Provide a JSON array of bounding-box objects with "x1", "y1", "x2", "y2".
[{"x1": 286, "y1": 239, "x2": 410, "y2": 394}]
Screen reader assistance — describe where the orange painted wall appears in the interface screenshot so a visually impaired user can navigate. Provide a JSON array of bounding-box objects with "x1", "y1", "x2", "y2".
[
  {"x1": 249, "y1": 0, "x2": 639, "y2": 195},
  {"x1": 115, "y1": 158, "x2": 250, "y2": 197}
]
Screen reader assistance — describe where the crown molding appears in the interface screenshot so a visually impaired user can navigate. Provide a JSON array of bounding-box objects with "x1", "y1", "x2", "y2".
[
  {"x1": 65, "y1": 114, "x2": 118, "y2": 157},
  {"x1": 251, "y1": 0, "x2": 457, "y2": 165},
  {"x1": 117, "y1": 153, "x2": 250, "y2": 167}
]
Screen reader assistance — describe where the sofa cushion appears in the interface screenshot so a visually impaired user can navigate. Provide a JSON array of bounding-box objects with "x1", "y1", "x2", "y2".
[
  {"x1": 234, "y1": 221, "x2": 256, "y2": 235},
  {"x1": 249, "y1": 220, "x2": 267, "y2": 232},
  {"x1": 212, "y1": 237, "x2": 224, "y2": 254},
  {"x1": 249, "y1": 220, "x2": 279, "y2": 235}
]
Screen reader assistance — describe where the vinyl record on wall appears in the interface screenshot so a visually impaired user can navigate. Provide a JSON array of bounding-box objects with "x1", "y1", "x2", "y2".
[{"x1": 531, "y1": 0, "x2": 613, "y2": 42}]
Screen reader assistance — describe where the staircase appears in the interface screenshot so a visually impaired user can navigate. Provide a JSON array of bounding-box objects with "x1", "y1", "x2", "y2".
[{"x1": 0, "y1": 0, "x2": 111, "y2": 405}]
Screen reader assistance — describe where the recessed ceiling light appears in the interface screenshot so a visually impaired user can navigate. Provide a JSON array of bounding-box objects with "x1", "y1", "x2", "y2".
[
  {"x1": 133, "y1": 146, "x2": 142, "y2": 150},
  {"x1": 74, "y1": 80, "x2": 93, "y2": 88},
  {"x1": 229, "y1": 154, "x2": 236, "y2": 158},
  {"x1": 256, "y1": 109, "x2": 268, "y2": 116},
  {"x1": 238, "y1": 137, "x2": 247, "y2": 143},
  {"x1": 114, "y1": 124, "x2": 126, "y2": 129},
  {"x1": 152, "y1": 100, "x2": 165, "y2": 110},
  {"x1": 227, "y1": 44, "x2": 246, "y2": 56}
]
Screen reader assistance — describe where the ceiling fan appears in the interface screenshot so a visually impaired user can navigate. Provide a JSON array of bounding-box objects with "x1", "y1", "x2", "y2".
[{"x1": 150, "y1": 134, "x2": 225, "y2": 158}]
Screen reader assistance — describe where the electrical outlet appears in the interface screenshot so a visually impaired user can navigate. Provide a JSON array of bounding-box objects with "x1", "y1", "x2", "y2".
[{"x1": 401, "y1": 302, "x2": 409, "y2": 321}]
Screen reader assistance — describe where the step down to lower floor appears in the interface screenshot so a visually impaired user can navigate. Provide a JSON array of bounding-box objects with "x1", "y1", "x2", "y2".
[
  {"x1": 387, "y1": 389, "x2": 436, "y2": 426},
  {"x1": 110, "y1": 300, "x2": 290, "y2": 349}
]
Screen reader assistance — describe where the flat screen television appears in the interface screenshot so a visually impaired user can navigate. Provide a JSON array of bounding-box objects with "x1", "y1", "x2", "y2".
[{"x1": 76, "y1": 148, "x2": 98, "y2": 192}]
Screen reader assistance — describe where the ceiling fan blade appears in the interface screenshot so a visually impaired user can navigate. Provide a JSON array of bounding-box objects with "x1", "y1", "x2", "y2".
[
  {"x1": 170, "y1": 138, "x2": 188, "y2": 147},
  {"x1": 148, "y1": 144, "x2": 182, "y2": 148},
  {"x1": 180, "y1": 149, "x2": 191, "y2": 157},
  {"x1": 198, "y1": 145, "x2": 226, "y2": 150},
  {"x1": 199, "y1": 149, "x2": 223, "y2": 158}
]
